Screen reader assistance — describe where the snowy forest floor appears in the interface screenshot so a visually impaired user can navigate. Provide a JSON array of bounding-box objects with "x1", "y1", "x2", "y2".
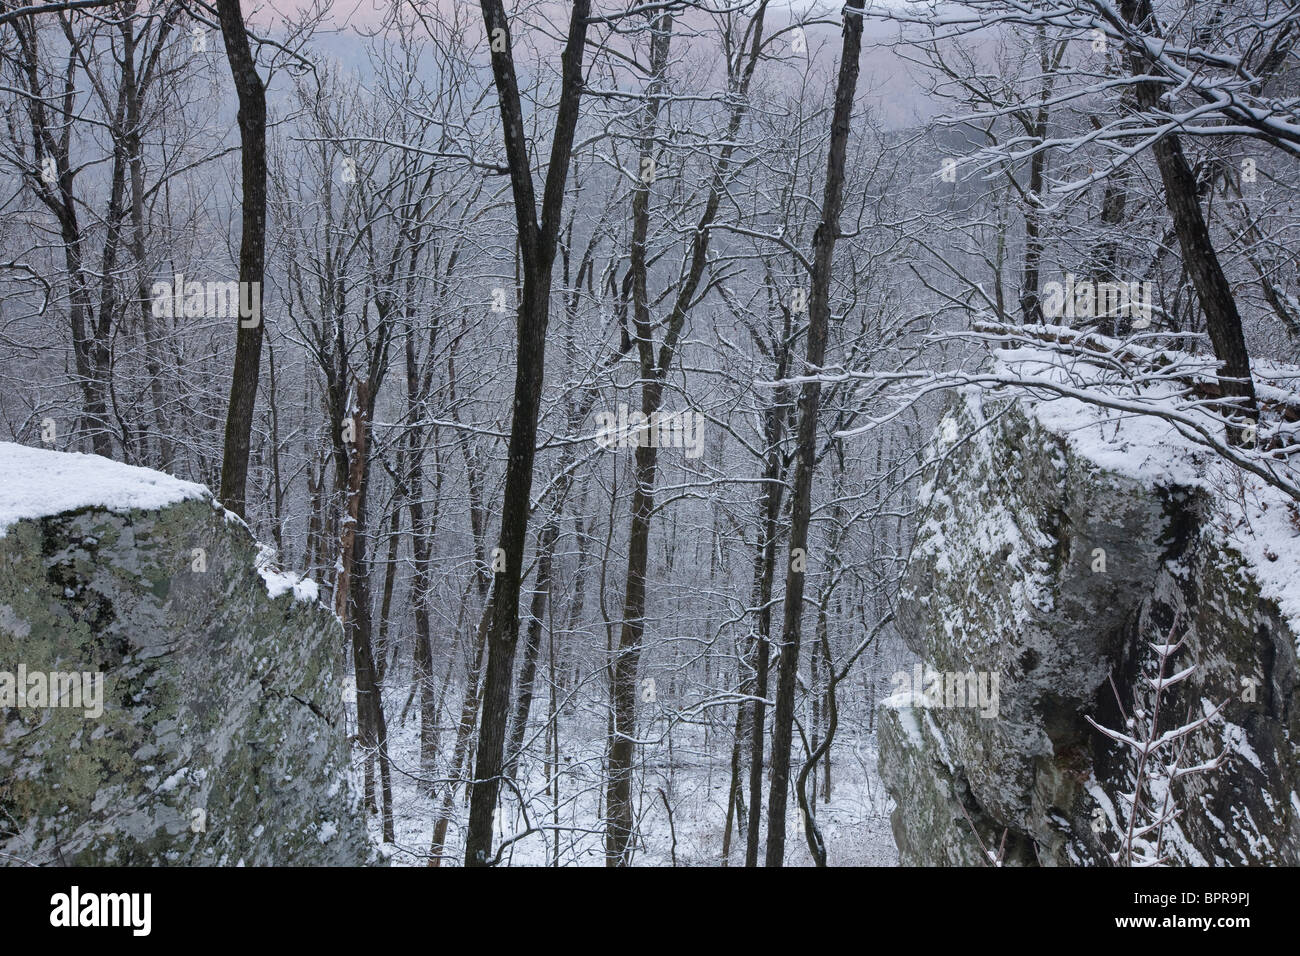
[{"x1": 351, "y1": 678, "x2": 899, "y2": 866}]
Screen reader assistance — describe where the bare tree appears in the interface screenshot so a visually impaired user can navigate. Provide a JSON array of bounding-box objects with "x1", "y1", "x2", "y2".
[
  {"x1": 766, "y1": 0, "x2": 864, "y2": 868},
  {"x1": 213, "y1": 0, "x2": 267, "y2": 514},
  {"x1": 463, "y1": 0, "x2": 594, "y2": 867}
]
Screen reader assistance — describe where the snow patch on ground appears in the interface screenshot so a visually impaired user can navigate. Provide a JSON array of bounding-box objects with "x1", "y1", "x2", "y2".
[{"x1": 360, "y1": 680, "x2": 898, "y2": 867}]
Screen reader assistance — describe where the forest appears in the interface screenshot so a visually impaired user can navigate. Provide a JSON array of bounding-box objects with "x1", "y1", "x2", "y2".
[{"x1": 1, "y1": 0, "x2": 1298, "y2": 870}]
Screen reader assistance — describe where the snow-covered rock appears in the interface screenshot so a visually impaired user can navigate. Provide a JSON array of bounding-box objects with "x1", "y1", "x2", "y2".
[
  {"x1": 879, "y1": 382, "x2": 1300, "y2": 866},
  {"x1": 0, "y1": 444, "x2": 368, "y2": 865}
]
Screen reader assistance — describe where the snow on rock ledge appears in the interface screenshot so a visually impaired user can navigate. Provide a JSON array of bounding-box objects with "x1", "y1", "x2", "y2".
[
  {"x1": 0, "y1": 442, "x2": 209, "y2": 535},
  {"x1": 879, "y1": 380, "x2": 1300, "y2": 866},
  {"x1": 0, "y1": 443, "x2": 368, "y2": 865}
]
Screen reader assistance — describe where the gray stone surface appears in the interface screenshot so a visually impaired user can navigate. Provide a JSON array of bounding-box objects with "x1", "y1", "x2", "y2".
[
  {"x1": 879, "y1": 392, "x2": 1300, "y2": 866},
  {"x1": 0, "y1": 474, "x2": 369, "y2": 866}
]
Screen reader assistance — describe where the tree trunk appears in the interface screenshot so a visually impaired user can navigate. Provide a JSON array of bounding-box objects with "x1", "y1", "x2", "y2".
[
  {"x1": 215, "y1": 0, "x2": 268, "y2": 517},
  {"x1": 505, "y1": 516, "x2": 558, "y2": 779},
  {"x1": 604, "y1": 3, "x2": 769, "y2": 864},
  {"x1": 745, "y1": 386, "x2": 790, "y2": 866},
  {"x1": 429, "y1": 593, "x2": 491, "y2": 865},
  {"x1": 403, "y1": 326, "x2": 441, "y2": 792},
  {"x1": 334, "y1": 379, "x2": 394, "y2": 842},
  {"x1": 1119, "y1": 0, "x2": 1257, "y2": 438},
  {"x1": 463, "y1": 0, "x2": 592, "y2": 867},
  {"x1": 765, "y1": 1, "x2": 862, "y2": 868}
]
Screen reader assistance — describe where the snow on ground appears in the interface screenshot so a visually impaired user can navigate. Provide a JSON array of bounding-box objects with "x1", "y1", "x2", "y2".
[
  {"x1": 357, "y1": 679, "x2": 898, "y2": 867},
  {"x1": 0, "y1": 441, "x2": 209, "y2": 536}
]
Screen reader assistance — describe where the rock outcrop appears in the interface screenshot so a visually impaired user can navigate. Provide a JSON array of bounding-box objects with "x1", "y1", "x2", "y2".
[
  {"x1": 0, "y1": 443, "x2": 368, "y2": 865},
  {"x1": 878, "y1": 388, "x2": 1300, "y2": 866}
]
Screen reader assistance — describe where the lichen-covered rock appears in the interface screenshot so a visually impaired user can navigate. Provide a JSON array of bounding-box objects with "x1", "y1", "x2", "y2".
[
  {"x1": 879, "y1": 388, "x2": 1300, "y2": 866},
  {"x1": 0, "y1": 444, "x2": 369, "y2": 865}
]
